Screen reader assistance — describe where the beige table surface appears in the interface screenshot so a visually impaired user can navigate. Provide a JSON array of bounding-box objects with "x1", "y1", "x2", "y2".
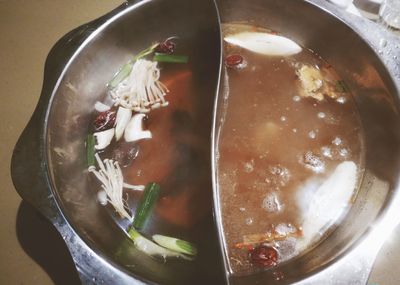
[{"x1": 1, "y1": 1, "x2": 399, "y2": 284}]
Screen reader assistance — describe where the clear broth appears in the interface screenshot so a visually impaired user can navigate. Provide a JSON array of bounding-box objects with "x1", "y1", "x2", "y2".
[{"x1": 216, "y1": 24, "x2": 364, "y2": 275}]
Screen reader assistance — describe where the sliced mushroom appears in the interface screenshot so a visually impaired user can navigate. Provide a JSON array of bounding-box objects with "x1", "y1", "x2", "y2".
[
  {"x1": 115, "y1": 106, "x2": 132, "y2": 141},
  {"x1": 94, "y1": 128, "x2": 115, "y2": 150},
  {"x1": 94, "y1": 101, "x2": 111, "y2": 112},
  {"x1": 124, "y1": 113, "x2": 152, "y2": 142}
]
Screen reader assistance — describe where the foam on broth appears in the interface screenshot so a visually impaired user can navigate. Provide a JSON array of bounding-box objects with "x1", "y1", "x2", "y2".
[{"x1": 216, "y1": 23, "x2": 364, "y2": 275}]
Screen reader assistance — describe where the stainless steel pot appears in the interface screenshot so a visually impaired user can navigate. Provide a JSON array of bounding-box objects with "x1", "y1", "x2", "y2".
[{"x1": 11, "y1": 0, "x2": 400, "y2": 284}]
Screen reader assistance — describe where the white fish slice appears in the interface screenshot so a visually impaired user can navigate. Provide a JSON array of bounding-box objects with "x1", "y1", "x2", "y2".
[
  {"x1": 124, "y1": 113, "x2": 152, "y2": 142},
  {"x1": 297, "y1": 161, "x2": 357, "y2": 250},
  {"x1": 224, "y1": 32, "x2": 302, "y2": 57}
]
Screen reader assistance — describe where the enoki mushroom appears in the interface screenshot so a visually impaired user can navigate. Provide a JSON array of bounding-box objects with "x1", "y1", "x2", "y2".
[
  {"x1": 109, "y1": 59, "x2": 169, "y2": 113},
  {"x1": 89, "y1": 153, "x2": 144, "y2": 220}
]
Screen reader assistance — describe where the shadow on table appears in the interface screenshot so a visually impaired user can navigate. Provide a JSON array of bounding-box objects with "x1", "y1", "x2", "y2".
[{"x1": 16, "y1": 201, "x2": 81, "y2": 285}]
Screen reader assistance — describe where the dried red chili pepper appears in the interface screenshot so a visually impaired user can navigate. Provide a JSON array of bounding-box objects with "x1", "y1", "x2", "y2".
[
  {"x1": 156, "y1": 39, "x2": 176, "y2": 54},
  {"x1": 93, "y1": 110, "x2": 116, "y2": 131}
]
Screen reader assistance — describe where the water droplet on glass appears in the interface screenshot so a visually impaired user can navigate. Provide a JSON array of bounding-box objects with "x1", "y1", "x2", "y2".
[{"x1": 379, "y1": 38, "x2": 387, "y2": 48}]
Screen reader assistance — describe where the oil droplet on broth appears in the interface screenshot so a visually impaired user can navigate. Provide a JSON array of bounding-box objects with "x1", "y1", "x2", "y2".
[
  {"x1": 275, "y1": 223, "x2": 297, "y2": 235},
  {"x1": 245, "y1": 217, "x2": 253, "y2": 225},
  {"x1": 321, "y1": 146, "x2": 333, "y2": 158},
  {"x1": 269, "y1": 165, "x2": 291, "y2": 187},
  {"x1": 243, "y1": 160, "x2": 255, "y2": 173},
  {"x1": 332, "y1": 136, "x2": 342, "y2": 146},
  {"x1": 300, "y1": 151, "x2": 326, "y2": 173},
  {"x1": 336, "y1": 96, "x2": 347, "y2": 104},
  {"x1": 262, "y1": 192, "x2": 283, "y2": 213},
  {"x1": 308, "y1": 130, "x2": 317, "y2": 139}
]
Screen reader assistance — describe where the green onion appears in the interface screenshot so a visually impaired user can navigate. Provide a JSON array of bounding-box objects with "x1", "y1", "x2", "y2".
[
  {"x1": 133, "y1": 42, "x2": 159, "y2": 61},
  {"x1": 153, "y1": 53, "x2": 189, "y2": 63},
  {"x1": 132, "y1": 182, "x2": 161, "y2": 229},
  {"x1": 335, "y1": 80, "x2": 349, "y2": 93},
  {"x1": 128, "y1": 227, "x2": 141, "y2": 240},
  {"x1": 86, "y1": 134, "x2": 95, "y2": 167},
  {"x1": 152, "y1": 234, "x2": 197, "y2": 256},
  {"x1": 108, "y1": 42, "x2": 160, "y2": 89},
  {"x1": 127, "y1": 228, "x2": 193, "y2": 260},
  {"x1": 108, "y1": 62, "x2": 133, "y2": 89}
]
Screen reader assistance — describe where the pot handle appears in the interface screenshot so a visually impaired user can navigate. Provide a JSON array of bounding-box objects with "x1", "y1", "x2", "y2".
[
  {"x1": 10, "y1": 2, "x2": 142, "y2": 284},
  {"x1": 312, "y1": 0, "x2": 400, "y2": 90},
  {"x1": 10, "y1": 1, "x2": 129, "y2": 216}
]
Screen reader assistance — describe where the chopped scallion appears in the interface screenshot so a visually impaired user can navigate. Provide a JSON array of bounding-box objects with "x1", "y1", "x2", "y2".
[
  {"x1": 133, "y1": 42, "x2": 160, "y2": 61},
  {"x1": 153, "y1": 53, "x2": 189, "y2": 63},
  {"x1": 108, "y1": 62, "x2": 133, "y2": 89},
  {"x1": 132, "y1": 182, "x2": 160, "y2": 229},
  {"x1": 152, "y1": 234, "x2": 197, "y2": 256},
  {"x1": 127, "y1": 228, "x2": 193, "y2": 260}
]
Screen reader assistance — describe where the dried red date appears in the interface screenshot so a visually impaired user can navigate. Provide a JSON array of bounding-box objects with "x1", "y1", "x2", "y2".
[
  {"x1": 156, "y1": 39, "x2": 176, "y2": 54},
  {"x1": 225, "y1": 54, "x2": 244, "y2": 68},
  {"x1": 249, "y1": 245, "x2": 278, "y2": 268},
  {"x1": 93, "y1": 110, "x2": 116, "y2": 131}
]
